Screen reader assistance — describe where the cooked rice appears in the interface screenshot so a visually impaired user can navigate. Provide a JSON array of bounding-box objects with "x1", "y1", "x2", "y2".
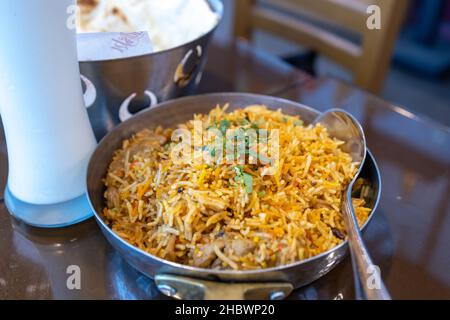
[{"x1": 103, "y1": 105, "x2": 371, "y2": 270}]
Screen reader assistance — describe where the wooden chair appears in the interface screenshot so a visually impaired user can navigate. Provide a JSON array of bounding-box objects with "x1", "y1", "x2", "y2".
[{"x1": 234, "y1": 0, "x2": 410, "y2": 94}]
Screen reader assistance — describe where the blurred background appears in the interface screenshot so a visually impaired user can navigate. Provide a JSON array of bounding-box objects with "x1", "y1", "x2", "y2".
[{"x1": 213, "y1": 0, "x2": 450, "y2": 126}]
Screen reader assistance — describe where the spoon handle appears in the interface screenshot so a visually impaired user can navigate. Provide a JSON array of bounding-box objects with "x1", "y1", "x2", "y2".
[{"x1": 342, "y1": 189, "x2": 391, "y2": 300}]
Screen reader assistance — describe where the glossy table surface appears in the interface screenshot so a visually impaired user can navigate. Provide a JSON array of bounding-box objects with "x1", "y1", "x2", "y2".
[{"x1": 1, "y1": 41, "x2": 449, "y2": 300}]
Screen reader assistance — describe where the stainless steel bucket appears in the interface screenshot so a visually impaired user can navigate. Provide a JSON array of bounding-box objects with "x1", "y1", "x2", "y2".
[
  {"x1": 86, "y1": 93, "x2": 382, "y2": 300},
  {"x1": 78, "y1": 0, "x2": 223, "y2": 139}
]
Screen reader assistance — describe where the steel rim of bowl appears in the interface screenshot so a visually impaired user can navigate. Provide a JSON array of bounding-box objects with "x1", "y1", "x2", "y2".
[{"x1": 86, "y1": 92, "x2": 382, "y2": 278}]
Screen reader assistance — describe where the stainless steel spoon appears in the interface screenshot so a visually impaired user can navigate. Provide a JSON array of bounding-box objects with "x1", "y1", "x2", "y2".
[{"x1": 314, "y1": 109, "x2": 391, "y2": 300}]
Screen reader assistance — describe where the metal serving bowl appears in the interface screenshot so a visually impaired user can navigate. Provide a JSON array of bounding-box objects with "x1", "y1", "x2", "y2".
[
  {"x1": 86, "y1": 93, "x2": 381, "y2": 300},
  {"x1": 79, "y1": 0, "x2": 223, "y2": 140}
]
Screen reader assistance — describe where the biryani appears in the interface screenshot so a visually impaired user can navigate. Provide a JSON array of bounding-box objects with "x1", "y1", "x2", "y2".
[{"x1": 103, "y1": 105, "x2": 372, "y2": 270}]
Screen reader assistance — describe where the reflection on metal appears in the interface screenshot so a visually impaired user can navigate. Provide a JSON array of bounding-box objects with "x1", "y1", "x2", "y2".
[
  {"x1": 392, "y1": 105, "x2": 418, "y2": 121},
  {"x1": 118, "y1": 90, "x2": 158, "y2": 122},
  {"x1": 269, "y1": 291, "x2": 287, "y2": 300},
  {"x1": 81, "y1": 75, "x2": 96, "y2": 108},
  {"x1": 174, "y1": 45, "x2": 203, "y2": 88},
  {"x1": 195, "y1": 70, "x2": 204, "y2": 86},
  {"x1": 157, "y1": 284, "x2": 178, "y2": 297},
  {"x1": 334, "y1": 292, "x2": 344, "y2": 300}
]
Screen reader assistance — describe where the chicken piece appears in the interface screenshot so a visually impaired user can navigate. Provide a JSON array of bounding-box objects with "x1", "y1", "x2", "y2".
[
  {"x1": 105, "y1": 187, "x2": 120, "y2": 209},
  {"x1": 128, "y1": 141, "x2": 153, "y2": 158},
  {"x1": 192, "y1": 239, "x2": 225, "y2": 268},
  {"x1": 129, "y1": 132, "x2": 167, "y2": 158},
  {"x1": 227, "y1": 239, "x2": 255, "y2": 257},
  {"x1": 106, "y1": 151, "x2": 126, "y2": 183},
  {"x1": 165, "y1": 236, "x2": 177, "y2": 261}
]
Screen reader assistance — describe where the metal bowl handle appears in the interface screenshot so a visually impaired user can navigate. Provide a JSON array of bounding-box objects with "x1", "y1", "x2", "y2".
[
  {"x1": 155, "y1": 274, "x2": 293, "y2": 300},
  {"x1": 173, "y1": 46, "x2": 203, "y2": 88},
  {"x1": 81, "y1": 74, "x2": 97, "y2": 108}
]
